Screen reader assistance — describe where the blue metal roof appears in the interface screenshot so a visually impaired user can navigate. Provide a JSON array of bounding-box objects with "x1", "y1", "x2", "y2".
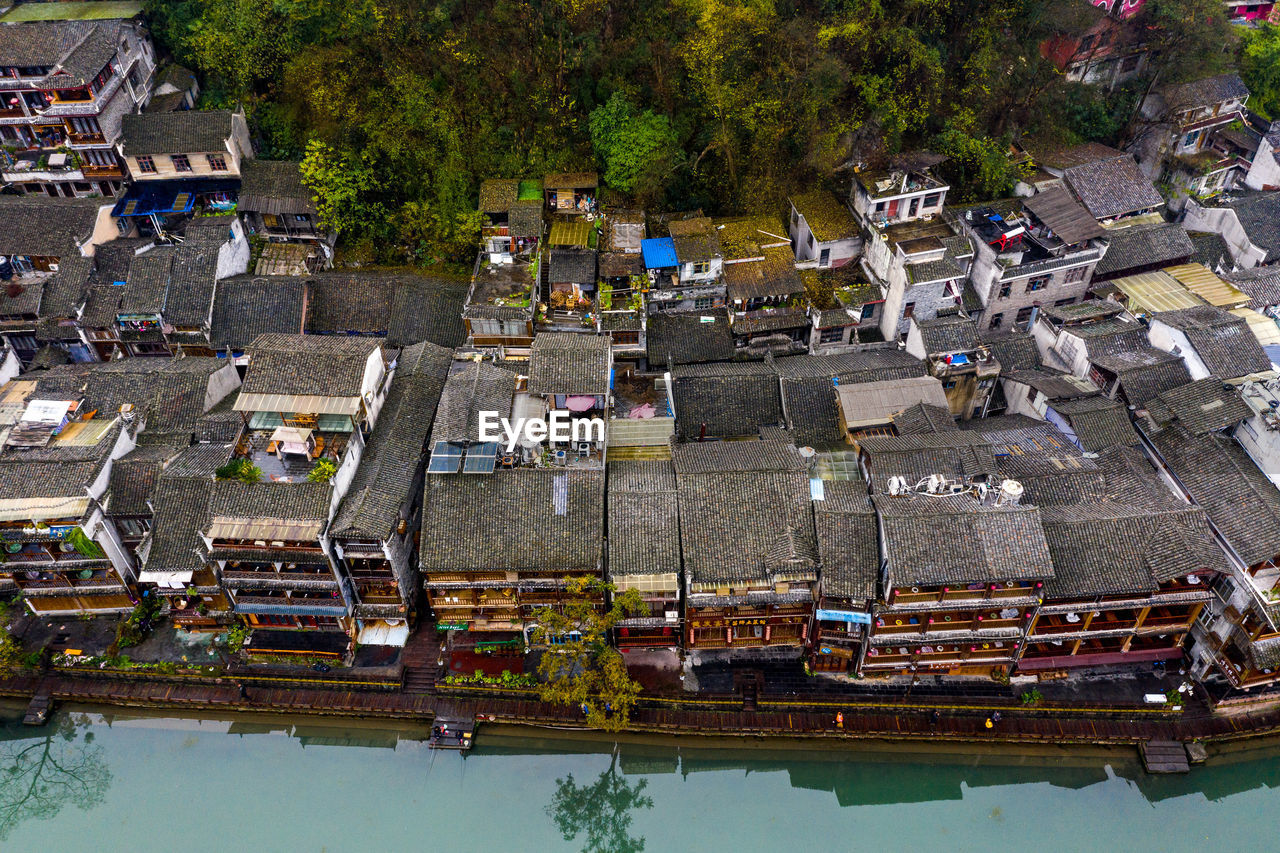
[
  {"x1": 641, "y1": 237, "x2": 678, "y2": 269},
  {"x1": 110, "y1": 178, "x2": 240, "y2": 218}
]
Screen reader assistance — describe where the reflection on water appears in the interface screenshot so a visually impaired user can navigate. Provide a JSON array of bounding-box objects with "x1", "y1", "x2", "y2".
[
  {"x1": 0, "y1": 708, "x2": 1279, "y2": 851},
  {"x1": 0, "y1": 712, "x2": 109, "y2": 842},
  {"x1": 547, "y1": 750, "x2": 654, "y2": 853}
]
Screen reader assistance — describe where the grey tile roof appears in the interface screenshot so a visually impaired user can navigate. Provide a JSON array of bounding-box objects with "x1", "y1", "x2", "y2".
[
  {"x1": 242, "y1": 334, "x2": 381, "y2": 399},
  {"x1": 1092, "y1": 223, "x2": 1194, "y2": 278},
  {"x1": 813, "y1": 479, "x2": 878, "y2": 600},
  {"x1": 1023, "y1": 185, "x2": 1106, "y2": 244},
  {"x1": 304, "y1": 272, "x2": 395, "y2": 335},
  {"x1": 1004, "y1": 368, "x2": 1099, "y2": 400},
  {"x1": 1040, "y1": 502, "x2": 1224, "y2": 598},
  {"x1": 35, "y1": 20, "x2": 119, "y2": 88},
  {"x1": 980, "y1": 332, "x2": 1040, "y2": 373},
  {"x1": 873, "y1": 493, "x2": 1054, "y2": 587},
  {"x1": 1151, "y1": 424, "x2": 1280, "y2": 566},
  {"x1": 107, "y1": 443, "x2": 180, "y2": 516},
  {"x1": 645, "y1": 308, "x2": 735, "y2": 367},
  {"x1": 1226, "y1": 266, "x2": 1280, "y2": 310},
  {"x1": 420, "y1": 468, "x2": 603, "y2": 572},
  {"x1": 774, "y1": 350, "x2": 929, "y2": 447},
  {"x1": 1149, "y1": 377, "x2": 1251, "y2": 435},
  {"x1": 915, "y1": 314, "x2": 977, "y2": 354},
  {"x1": 165, "y1": 225, "x2": 223, "y2": 327},
  {"x1": 0, "y1": 197, "x2": 100, "y2": 257},
  {"x1": 607, "y1": 460, "x2": 680, "y2": 578},
  {"x1": 0, "y1": 18, "x2": 106, "y2": 67},
  {"x1": 1049, "y1": 396, "x2": 1136, "y2": 451},
  {"x1": 331, "y1": 342, "x2": 452, "y2": 540},
  {"x1": 387, "y1": 276, "x2": 469, "y2": 349},
  {"x1": 35, "y1": 255, "x2": 93, "y2": 320},
  {"x1": 0, "y1": 420, "x2": 120, "y2": 502},
  {"x1": 430, "y1": 360, "x2": 517, "y2": 444},
  {"x1": 209, "y1": 275, "x2": 307, "y2": 349},
  {"x1": 193, "y1": 393, "x2": 244, "y2": 444},
  {"x1": 1186, "y1": 231, "x2": 1232, "y2": 271},
  {"x1": 1223, "y1": 192, "x2": 1280, "y2": 264},
  {"x1": 1042, "y1": 299, "x2": 1127, "y2": 324},
  {"x1": 209, "y1": 480, "x2": 332, "y2": 524},
  {"x1": 1063, "y1": 156, "x2": 1164, "y2": 219},
  {"x1": 527, "y1": 332, "x2": 611, "y2": 396},
  {"x1": 667, "y1": 216, "x2": 720, "y2": 263},
  {"x1": 478, "y1": 179, "x2": 519, "y2": 213},
  {"x1": 548, "y1": 249, "x2": 597, "y2": 285},
  {"x1": 671, "y1": 361, "x2": 783, "y2": 440},
  {"x1": 120, "y1": 247, "x2": 174, "y2": 314},
  {"x1": 1159, "y1": 74, "x2": 1250, "y2": 111},
  {"x1": 142, "y1": 476, "x2": 214, "y2": 573},
  {"x1": 1154, "y1": 306, "x2": 1272, "y2": 380},
  {"x1": 1092, "y1": 348, "x2": 1194, "y2": 406},
  {"x1": 675, "y1": 443, "x2": 816, "y2": 585},
  {"x1": 120, "y1": 110, "x2": 234, "y2": 156},
  {"x1": 0, "y1": 277, "x2": 43, "y2": 318},
  {"x1": 891, "y1": 402, "x2": 959, "y2": 435},
  {"x1": 860, "y1": 432, "x2": 998, "y2": 490},
  {"x1": 162, "y1": 442, "x2": 235, "y2": 479},
  {"x1": 238, "y1": 160, "x2": 314, "y2": 215}
]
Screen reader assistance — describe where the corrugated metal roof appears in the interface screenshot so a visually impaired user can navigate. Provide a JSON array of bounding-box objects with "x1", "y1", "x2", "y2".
[
  {"x1": 207, "y1": 518, "x2": 324, "y2": 542},
  {"x1": 0, "y1": 496, "x2": 89, "y2": 521},
  {"x1": 1230, "y1": 307, "x2": 1280, "y2": 348},
  {"x1": 1110, "y1": 271, "x2": 1204, "y2": 313},
  {"x1": 233, "y1": 392, "x2": 361, "y2": 417},
  {"x1": 1164, "y1": 263, "x2": 1249, "y2": 308}
]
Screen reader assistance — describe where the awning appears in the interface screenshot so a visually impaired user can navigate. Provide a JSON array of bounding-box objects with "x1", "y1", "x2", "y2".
[
  {"x1": 356, "y1": 620, "x2": 410, "y2": 647},
  {"x1": 137, "y1": 569, "x2": 193, "y2": 588},
  {"x1": 234, "y1": 392, "x2": 361, "y2": 417},
  {"x1": 208, "y1": 517, "x2": 324, "y2": 542},
  {"x1": 565, "y1": 395, "x2": 596, "y2": 412},
  {"x1": 271, "y1": 425, "x2": 313, "y2": 444},
  {"x1": 0, "y1": 496, "x2": 89, "y2": 522},
  {"x1": 110, "y1": 178, "x2": 240, "y2": 218},
  {"x1": 1110, "y1": 271, "x2": 1203, "y2": 313}
]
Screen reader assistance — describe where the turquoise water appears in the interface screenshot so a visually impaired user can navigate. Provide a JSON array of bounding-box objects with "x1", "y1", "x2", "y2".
[{"x1": 0, "y1": 706, "x2": 1277, "y2": 852}]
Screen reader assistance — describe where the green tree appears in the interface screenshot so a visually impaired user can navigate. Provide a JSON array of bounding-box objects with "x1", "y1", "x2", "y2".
[
  {"x1": 546, "y1": 751, "x2": 654, "y2": 853},
  {"x1": 299, "y1": 139, "x2": 386, "y2": 240},
  {"x1": 1242, "y1": 24, "x2": 1280, "y2": 120},
  {"x1": 932, "y1": 121, "x2": 1022, "y2": 203},
  {"x1": 1136, "y1": 0, "x2": 1238, "y2": 85},
  {"x1": 531, "y1": 578, "x2": 645, "y2": 732},
  {"x1": 589, "y1": 93, "x2": 682, "y2": 201}
]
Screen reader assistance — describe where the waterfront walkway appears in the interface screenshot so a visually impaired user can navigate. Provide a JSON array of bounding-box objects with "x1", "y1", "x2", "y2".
[{"x1": 6, "y1": 666, "x2": 1280, "y2": 746}]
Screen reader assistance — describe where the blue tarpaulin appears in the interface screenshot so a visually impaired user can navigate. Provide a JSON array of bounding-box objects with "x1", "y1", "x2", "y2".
[
  {"x1": 111, "y1": 178, "x2": 240, "y2": 218},
  {"x1": 641, "y1": 237, "x2": 678, "y2": 269}
]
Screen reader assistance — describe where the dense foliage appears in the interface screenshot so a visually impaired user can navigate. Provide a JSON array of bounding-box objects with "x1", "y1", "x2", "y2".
[{"x1": 145, "y1": 0, "x2": 1244, "y2": 267}]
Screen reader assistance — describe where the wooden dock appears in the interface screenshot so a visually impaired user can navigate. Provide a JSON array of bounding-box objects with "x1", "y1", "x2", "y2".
[{"x1": 1140, "y1": 740, "x2": 1191, "y2": 774}]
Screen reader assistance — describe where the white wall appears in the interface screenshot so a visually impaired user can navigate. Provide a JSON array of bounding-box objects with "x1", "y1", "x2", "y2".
[
  {"x1": 1181, "y1": 202, "x2": 1268, "y2": 269},
  {"x1": 215, "y1": 218, "x2": 250, "y2": 279},
  {"x1": 1236, "y1": 416, "x2": 1280, "y2": 489},
  {"x1": 1245, "y1": 136, "x2": 1280, "y2": 191},
  {"x1": 1147, "y1": 319, "x2": 1211, "y2": 380}
]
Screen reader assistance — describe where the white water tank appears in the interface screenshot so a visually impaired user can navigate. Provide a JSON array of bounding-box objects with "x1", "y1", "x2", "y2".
[{"x1": 997, "y1": 479, "x2": 1024, "y2": 506}]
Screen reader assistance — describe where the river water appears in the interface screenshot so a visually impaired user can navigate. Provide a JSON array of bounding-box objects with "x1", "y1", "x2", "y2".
[{"x1": 0, "y1": 704, "x2": 1275, "y2": 852}]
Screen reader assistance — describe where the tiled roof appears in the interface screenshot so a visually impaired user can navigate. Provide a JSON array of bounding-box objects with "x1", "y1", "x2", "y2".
[
  {"x1": 420, "y1": 468, "x2": 603, "y2": 572},
  {"x1": 873, "y1": 493, "x2": 1054, "y2": 587},
  {"x1": 892, "y1": 402, "x2": 959, "y2": 435},
  {"x1": 209, "y1": 275, "x2": 307, "y2": 349},
  {"x1": 1152, "y1": 305, "x2": 1271, "y2": 379},
  {"x1": 238, "y1": 160, "x2": 314, "y2": 215},
  {"x1": 1149, "y1": 377, "x2": 1250, "y2": 435},
  {"x1": 120, "y1": 247, "x2": 174, "y2": 314},
  {"x1": 161, "y1": 442, "x2": 235, "y2": 479},
  {"x1": 1186, "y1": 231, "x2": 1232, "y2": 271},
  {"x1": 980, "y1": 332, "x2": 1040, "y2": 373},
  {"x1": 1092, "y1": 223, "x2": 1194, "y2": 278},
  {"x1": 774, "y1": 350, "x2": 928, "y2": 447},
  {"x1": 304, "y1": 272, "x2": 394, "y2": 335},
  {"x1": 1159, "y1": 74, "x2": 1249, "y2": 111},
  {"x1": 430, "y1": 360, "x2": 517, "y2": 444},
  {"x1": 165, "y1": 221, "x2": 225, "y2": 327},
  {"x1": 526, "y1": 332, "x2": 611, "y2": 396},
  {"x1": 0, "y1": 277, "x2": 43, "y2": 318},
  {"x1": 142, "y1": 476, "x2": 213, "y2": 573},
  {"x1": 1151, "y1": 424, "x2": 1280, "y2": 566},
  {"x1": 860, "y1": 432, "x2": 998, "y2": 489},
  {"x1": 386, "y1": 276, "x2": 468, "y2": 349},
  {"x1": 1049, "y1": 396, "x2": 1136, "y2": 451},
  {"x1": 478, "y1": 179, "x2": 519, "y2": 213},
  {"x1": 35, "y1": 255, "x2": 93, "y2": 320},
  {"x1": 107, "y1": 443, "x2": 179, "y2": 516},
  {"x1": 1223, "y1": 192, "x2": 1280, "y2": 264},
  {"x1": 675, "y1": 442, "x2": 816, "y2": 585},
  {"x1": 1093, "y1": 348, "x2": 1193, "y2": 406},
  {"x1": 120, "y1": 110, "x2": 234, "y2": 156},
  {"x1": 1023, "y1": 185, "x2": 1106, "y2": 244},
  {"x1": 645, "y1": 308, "x2": 735, "y2": 367},
  {"x1": 1044, "y1": 299, "x2": 1127, "y2": 325},
  {"x1": 666, "y1": 216, "x2": 720, "y2": 263},
  {"x1": 1040, "y1": 502, "x2": 1224, "y2": 598},
  {"x1": 915, "y1": 314, "x2": 977, "y2": 354},
  {"x1": 242, "y1": 334, "x2": 381, "y2": 399},
  {"x1": 1063, "y1": 155, "x2": 1164, "y2": 219},
  {"x1": 671, "y1": 361, "x2": 783, "y2": 440},
  {"x1": 813, "y1": 479, "x2": 879, "y2": 600},
  {"x1": 607, "y1": 460, "x2": 680, "y2": 578},
  {"x1": 1025, "y1": 140, "x2": 1126, "y2": 171},
  {"x1": 331, "y1": 342, "x2": 452, "y2": 540},
  {"x1": 548, "y1": 248, "x2": 597, "y2": 284},
  {"x1": 0, "y1": 196, "x2": 100, "y2": 257},
  {"x1": 209, "y1": 480, "x2": 331, "y2": 524},
  {"x1": 790, "y1": 190, "x2": 857, "y2": 243},
  {"x1": 1226, "y1": 266, "x2": 1280, "y2": 310},
  {"x1": 1004, "y1": 368, "x2": 1098, "y2": 400}
]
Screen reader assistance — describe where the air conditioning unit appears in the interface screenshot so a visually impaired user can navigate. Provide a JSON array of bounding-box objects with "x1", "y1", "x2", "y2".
[
  {"x1": 47, "y1": 262, "x2": 59, "y2": 272},
  {"x1": 665, "y1": 610, "x2": 679, "y2": 622}
]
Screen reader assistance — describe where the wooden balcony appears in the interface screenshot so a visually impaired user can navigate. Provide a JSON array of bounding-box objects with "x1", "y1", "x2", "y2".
[{"x1": 82, "y1": 164, "x2": 122, "y2": 178}]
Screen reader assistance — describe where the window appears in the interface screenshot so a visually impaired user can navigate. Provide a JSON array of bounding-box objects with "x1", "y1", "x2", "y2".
[
  {"x1": 136, "y1": 155, "x2": 155, "y2": 174},
  {"x1": 1026, "y1": 276, "x2": 1050, "y2": 293},
  {"x1": 293, "y1": 214, "x2": 309, "y2": 223},
  {"x1": 691, "y1": 261, "x2": 710, "y2": 275},
  {"x1": 998, "y1": 285, "x2": 1011, "y2": 299},
  {"x1": 207, "y1": 154, "x2": 227, "y2": 171},
  {"x1": 806, "y1": 232, "x2": 814, "y2": 249},
  {"x1": 1121, "y1": 54, "x2": 1141, "y2": 73},
  {"x1": 819, "y1": 327, "x2": 845, "y2": 344},
  {"x1": 612, "y1": 330, "x2": 639, "y2": 345},
  {"x1": 989, "y1": 312, "x2": 1004, "y2": 329},
  {"x1": 819, "y1": 248, "x2": 831, "y2": 267},
  {"x1": 860, "y1": 304, "x2": 876, "y2": 319},
  {"x1": 942, "y1": 379, "x2": 957, "y2": 390},
  {"x1": 908, "y1": 197, "x2": 920, "y2": 217},
  {"x1": 1182, "y1": 130, "x2": 1200, "y2": 149},
  {"x1": 903, "y1": 302, "x2": 915, "y2": 318},
  {"x1": 874, "y1": 201, "x2": 886, "y2": 213},
  {"x1": 694, "y1": 297, "x2": 715, "y2": 310},
  {"x1": 171, "y1": 154, "x2": 191, "y2": 172},
  {"x1": 923, "y1": 192, "x2": 942, "y2": 208},
  {"x1": 1016, "y1": 306, "x2": 1035, "y2": 326},
  {"x1": 1063, "y1": 266, "x2": 1088, "y2": 283},
  {"x1": 1053, "y1": 297, "x2": 1075, "y2": 307}
]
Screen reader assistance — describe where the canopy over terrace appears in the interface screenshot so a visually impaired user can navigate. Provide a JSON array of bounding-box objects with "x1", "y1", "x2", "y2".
[
  {"x1": 1106, "y1": 271, "x2": 1204, "y2": 314},
  {"x1": 233, "y1": 392, "x2": 362, "y2": 418}
]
